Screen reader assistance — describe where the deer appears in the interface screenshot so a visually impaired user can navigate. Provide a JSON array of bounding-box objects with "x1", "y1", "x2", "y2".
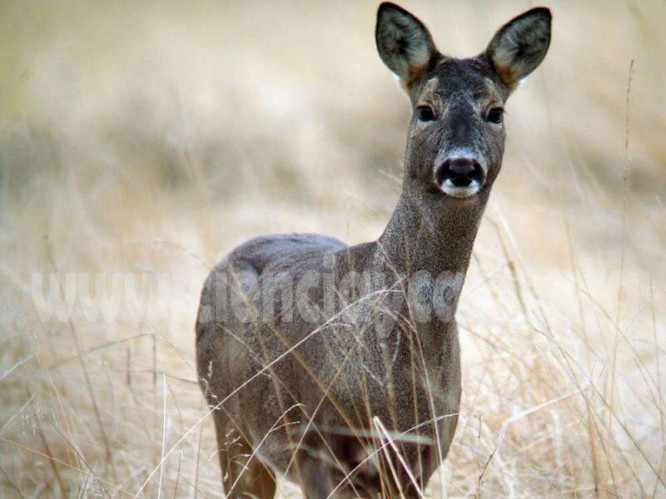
[{"x1": 196, "y1": 3, "x2": 551, "y2": 497}]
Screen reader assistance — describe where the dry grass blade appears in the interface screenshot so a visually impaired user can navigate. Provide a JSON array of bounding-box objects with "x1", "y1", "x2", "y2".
[{"x1": 372, "y1": 416, "x2": 425, "y2": 499}]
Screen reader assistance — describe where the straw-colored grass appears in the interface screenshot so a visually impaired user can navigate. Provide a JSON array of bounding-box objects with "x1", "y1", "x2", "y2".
[{"x1": 1, "y1": 1, "x2": 664, "y2": 497}]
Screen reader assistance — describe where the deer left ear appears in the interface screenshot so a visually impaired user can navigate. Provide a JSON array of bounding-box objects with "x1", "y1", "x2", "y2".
[
  {"x1": 376, "y1": 3, "x2": 439, "y2": 85},
  {"x1": 486, "y1": 7, "x2": 551, "y2": 89}
]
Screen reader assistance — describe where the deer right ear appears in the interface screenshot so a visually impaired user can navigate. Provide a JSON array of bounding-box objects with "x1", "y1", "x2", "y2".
[
  {"x1": 376, "y1": 3, "x2": 438, "y2": 85},
  {"x1": 486, "y1": 7, "x2": 551, "y2": 89}
]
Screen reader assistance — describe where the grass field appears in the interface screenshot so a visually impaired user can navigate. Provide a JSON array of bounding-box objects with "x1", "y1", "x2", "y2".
[{"x1": 1, "y1": 0, "x2": 665, "y2": 496}]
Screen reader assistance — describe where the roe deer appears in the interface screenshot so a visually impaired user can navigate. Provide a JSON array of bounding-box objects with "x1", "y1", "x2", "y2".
[{"x1": 196, "y1": 3, "x2": 551, "y2": 497}]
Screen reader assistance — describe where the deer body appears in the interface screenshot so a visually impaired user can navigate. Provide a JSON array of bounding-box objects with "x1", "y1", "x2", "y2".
[{"x1": 196, "y1": 3, "x2": 550, "y2": 497}]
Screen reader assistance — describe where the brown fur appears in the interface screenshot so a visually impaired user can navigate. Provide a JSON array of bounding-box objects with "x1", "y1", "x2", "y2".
[{"x1": 196, "y1": 3, "x2": 550, "y2": 497}]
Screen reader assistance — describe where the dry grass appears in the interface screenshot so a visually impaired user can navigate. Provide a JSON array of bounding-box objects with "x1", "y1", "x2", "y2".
[{"x1": 1, "y1": 0, "x2": 665, "y2": 497}]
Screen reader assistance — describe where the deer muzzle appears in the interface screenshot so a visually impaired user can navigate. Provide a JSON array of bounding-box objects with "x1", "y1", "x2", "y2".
[{"x1": 435, "y1": 157, "x2": 485, "y2": 198}]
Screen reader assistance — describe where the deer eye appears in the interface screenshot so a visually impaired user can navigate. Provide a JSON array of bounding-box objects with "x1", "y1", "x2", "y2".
[
  {"x1": 486, "y1": 107, "x2": 504, "y2": 124},
  {"x1": 416, "y1": 105, "x2": 435, "y2": 122}
]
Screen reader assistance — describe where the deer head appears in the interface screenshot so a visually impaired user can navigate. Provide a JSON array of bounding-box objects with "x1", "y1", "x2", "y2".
[{"x1": 376, "y1": 3, "x2": 551, "y2": 204}]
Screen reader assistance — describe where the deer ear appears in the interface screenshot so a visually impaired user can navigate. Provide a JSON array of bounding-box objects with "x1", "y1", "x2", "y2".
[
  {"x1": 376, "y1": 3, "x2": 438, "y2": 84},
  {"x1": 486, "y1": 7, "x2": 551, "y2": 89}
]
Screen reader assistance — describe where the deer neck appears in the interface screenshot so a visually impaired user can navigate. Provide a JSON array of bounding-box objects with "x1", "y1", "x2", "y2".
[{"x1": 376, "y1": 191, "x2": 488, "y2": 279}]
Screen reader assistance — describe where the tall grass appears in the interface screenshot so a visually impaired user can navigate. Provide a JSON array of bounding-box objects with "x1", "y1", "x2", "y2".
[{"x1": 1, "y1": 0, "x2": 664, "y2": 496}]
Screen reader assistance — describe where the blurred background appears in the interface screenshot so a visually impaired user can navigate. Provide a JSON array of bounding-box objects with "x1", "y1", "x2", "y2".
[{"x1": 1, "y1": 0, "x2": 664, "y2": 496}]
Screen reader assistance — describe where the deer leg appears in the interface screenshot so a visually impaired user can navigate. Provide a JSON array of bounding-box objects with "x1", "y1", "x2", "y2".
[
  {"x1": 212, "y1": 415, "x2": 276, "y2": 499},
  {"x1": 296, "y1": 435, "x2": 378, "y2": 499}
]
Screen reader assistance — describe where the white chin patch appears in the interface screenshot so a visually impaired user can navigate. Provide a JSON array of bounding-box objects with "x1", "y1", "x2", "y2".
[{"x1": 439, "y1": 179, "x2": 481, "y2": 198}]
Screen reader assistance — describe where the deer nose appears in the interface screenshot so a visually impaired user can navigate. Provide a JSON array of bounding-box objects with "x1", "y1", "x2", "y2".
[{"x1": 436, "y1": 158, "x2": 485, "y2": 188}]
